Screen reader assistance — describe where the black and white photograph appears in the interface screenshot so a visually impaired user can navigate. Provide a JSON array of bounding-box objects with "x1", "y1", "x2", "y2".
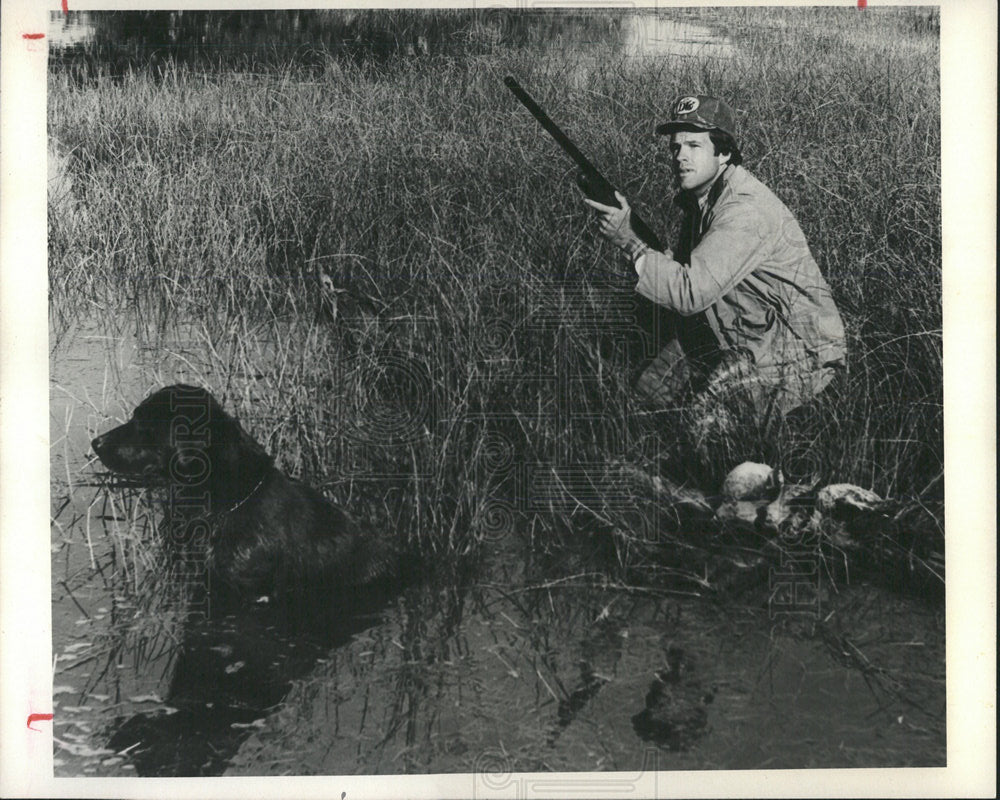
[{"x1": 0, "y1": 1, "x2": 995, "y2": 797}]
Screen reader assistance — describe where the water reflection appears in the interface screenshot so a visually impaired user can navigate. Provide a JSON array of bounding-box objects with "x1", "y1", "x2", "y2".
[
  {"x1": 48, "y1": 12, "x2": 96, "y2": 50},
  {"x1": 105, "y1": 595, "x2": 392, "y2": 776},
  {"x1": 227, "y1": 573, "x2": 946, "y2": 775},
  {"x1": 623, "y1": 14, "x2": 735, "y2": 60}
]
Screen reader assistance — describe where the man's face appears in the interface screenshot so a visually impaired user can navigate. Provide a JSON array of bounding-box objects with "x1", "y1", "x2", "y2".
[{"x1": 667, "y1": 130, "x2": 728, "y2": 196}]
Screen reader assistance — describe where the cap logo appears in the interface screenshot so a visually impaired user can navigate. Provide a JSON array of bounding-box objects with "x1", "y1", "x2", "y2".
[{"x1": 674, "y1": 96, "x2": 700, "y2": 115}]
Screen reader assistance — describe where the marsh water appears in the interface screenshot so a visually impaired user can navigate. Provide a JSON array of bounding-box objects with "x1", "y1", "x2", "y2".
[
  {"x1": 50, "y1": 314, "x2": 946, "y2": 776},
  {"x1": 48, "y1": 8, "x2": 944, "y2": 779},
  {"x1": 49, "y1": 9, "x2": 734, "y2": 72}
]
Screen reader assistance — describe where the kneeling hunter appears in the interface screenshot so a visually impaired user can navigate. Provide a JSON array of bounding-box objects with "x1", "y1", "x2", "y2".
[{"x1": 585, "y1": 94, "x2": 846, "y2": 433}]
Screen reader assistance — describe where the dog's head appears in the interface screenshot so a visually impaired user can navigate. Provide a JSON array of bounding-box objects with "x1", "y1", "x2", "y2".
[{"x1": 91, "y1": 384, "x2": 273, "y2": 488}]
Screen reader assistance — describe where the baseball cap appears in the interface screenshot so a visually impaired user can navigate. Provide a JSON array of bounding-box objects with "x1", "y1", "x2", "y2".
[{"x1": 656, "y1": 95, "x2": 738, "y2": 141}]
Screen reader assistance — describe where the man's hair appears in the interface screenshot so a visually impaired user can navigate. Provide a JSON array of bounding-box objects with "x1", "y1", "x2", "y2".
[{"x1": 709, "y1": 129, "x2": 743, "y2": 166}]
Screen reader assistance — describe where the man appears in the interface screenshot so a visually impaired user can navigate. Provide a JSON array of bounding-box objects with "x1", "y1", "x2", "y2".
[{"x1": 584, "y1": 94, "x2": 846, "y2": 453}]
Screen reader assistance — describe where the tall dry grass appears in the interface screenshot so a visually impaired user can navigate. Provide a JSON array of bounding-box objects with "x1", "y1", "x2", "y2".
[{"x1": 50, "y1": 7, "x2": 942, "y2": 591}]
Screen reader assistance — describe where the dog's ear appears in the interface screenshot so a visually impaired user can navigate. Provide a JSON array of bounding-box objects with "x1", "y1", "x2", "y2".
[
  {"x1": 206, "y1": 412, "x2": 274, "y2": 480},
  {"x1": 165, "y1": 390, "x2": 273, "y2": 487}
]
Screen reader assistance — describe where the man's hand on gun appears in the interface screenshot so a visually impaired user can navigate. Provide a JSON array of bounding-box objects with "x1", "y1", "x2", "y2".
[
  {"x1": 504, "y1": 77, "x2": 663, "y2": 254},
  {"x1": 583, "y1": 190, "x2": 651, "y2": 261}
]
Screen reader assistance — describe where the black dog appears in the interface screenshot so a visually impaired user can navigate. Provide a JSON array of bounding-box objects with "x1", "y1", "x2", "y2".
[
  {"x1": 92, "y1": 384, "x2": 401, "y2": 774},
  {"x1": 91, "y1": 384, "x2": 396, "y2": 612}
]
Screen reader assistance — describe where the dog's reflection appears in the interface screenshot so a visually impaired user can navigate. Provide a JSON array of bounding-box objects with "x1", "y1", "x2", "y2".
[{"x1": 106, "y1": 598, "x2": 386, "y2": 775}]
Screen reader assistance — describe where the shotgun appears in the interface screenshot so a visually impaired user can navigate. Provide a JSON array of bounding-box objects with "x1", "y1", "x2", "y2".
[{"x1": 504, "y1": 75, "x2": 662, "y2": 251}]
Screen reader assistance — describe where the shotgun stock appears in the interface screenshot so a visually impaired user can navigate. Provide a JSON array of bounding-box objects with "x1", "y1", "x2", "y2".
[{"x1": 504, "y1": 75, "x2": 662, "y2": 251}]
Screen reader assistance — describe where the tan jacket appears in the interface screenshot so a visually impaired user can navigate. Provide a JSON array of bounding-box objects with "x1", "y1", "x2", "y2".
[{"x1": 634, "y1": 165, "x2": 846, "y2": 411}]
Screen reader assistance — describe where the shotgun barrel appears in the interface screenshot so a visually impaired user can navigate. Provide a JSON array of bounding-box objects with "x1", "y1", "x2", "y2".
[{"x1": 504, "y1": 75, "x2": 662, "y2": 251}]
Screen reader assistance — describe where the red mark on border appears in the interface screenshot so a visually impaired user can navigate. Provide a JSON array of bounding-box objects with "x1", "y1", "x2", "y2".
[
  {"x1": 27, "y1": 713, "x2": 54, "y2": 731},
  {"x1": 63, "y1": 0, "x2": 70, "y2": 13},
  {"x1": 23, "y1": 33, "x2": 45, "y2": 40},
  {"x1": 857, "y1": 0, "x2": 867, "y2": 7}
]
